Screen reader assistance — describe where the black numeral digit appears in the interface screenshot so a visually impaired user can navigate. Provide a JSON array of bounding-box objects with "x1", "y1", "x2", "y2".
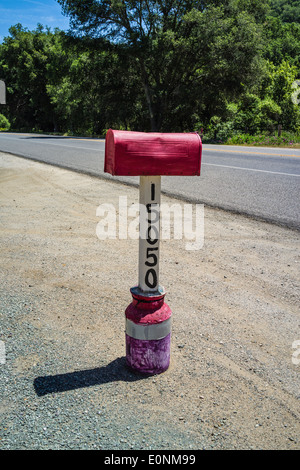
[
  {"x1": 145, "y1": 247, "x2": 158, "y2": 266},
  {"x1": 145, "y1": 268, "x2": 157, "y2": 289}
]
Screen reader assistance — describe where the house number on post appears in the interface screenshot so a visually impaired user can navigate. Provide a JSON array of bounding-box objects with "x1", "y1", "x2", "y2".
[{"x1": 139, "y1": 175, "x2": 161, "y2": 293}]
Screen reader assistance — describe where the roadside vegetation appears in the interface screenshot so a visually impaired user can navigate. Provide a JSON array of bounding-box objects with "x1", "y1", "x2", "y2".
[
  {"x1": 0, "y1": 0, "x2": 299, "y2": 147},
  {"x1": 224, "y1": 132, "x2": 300, "y2": 147}
]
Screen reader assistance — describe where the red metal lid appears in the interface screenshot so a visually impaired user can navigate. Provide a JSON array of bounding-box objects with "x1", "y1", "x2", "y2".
[{"x1": 104, "y1": 129, "x2": 202, "y2": 176}]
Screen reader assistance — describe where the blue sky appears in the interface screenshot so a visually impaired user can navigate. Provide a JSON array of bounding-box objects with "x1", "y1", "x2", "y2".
[{"x1": 0, "y1": 0, "x2": 70, "y2": 41}]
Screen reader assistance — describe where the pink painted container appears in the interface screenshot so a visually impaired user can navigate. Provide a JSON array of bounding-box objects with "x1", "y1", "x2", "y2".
[{"x1": 125, "y1": 288, "x2": 172, "y2": 374}]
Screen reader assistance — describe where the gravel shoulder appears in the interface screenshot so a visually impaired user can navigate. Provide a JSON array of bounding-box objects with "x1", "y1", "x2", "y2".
[{"x1": 0, "y1": 152, "x2": 299, "y2": 450}]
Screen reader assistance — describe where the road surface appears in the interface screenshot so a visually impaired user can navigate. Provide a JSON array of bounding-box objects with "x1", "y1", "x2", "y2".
[{"x1": 0, "y1": 132, "x2": 299, "y2": 229}]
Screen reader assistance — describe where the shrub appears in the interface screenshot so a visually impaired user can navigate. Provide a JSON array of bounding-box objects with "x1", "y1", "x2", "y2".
[
  {"x1": 0, "y1": 114, "x2": 10, "y2": 130},
  {"x1": 226, "y1": 132, "x2": 300, "y2": 146}
]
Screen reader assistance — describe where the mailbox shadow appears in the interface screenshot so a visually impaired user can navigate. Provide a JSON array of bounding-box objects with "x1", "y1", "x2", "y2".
[{"x1": 34, "y1": 357, "x2": 147, "y2": 397}]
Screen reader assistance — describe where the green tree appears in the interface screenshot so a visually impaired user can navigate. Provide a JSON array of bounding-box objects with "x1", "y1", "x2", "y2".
[
  {"x1": 0, "y1": 113, "x2": 10, "y2": 130},
  {"x1": 269, "y1": 0, "x2": 300, "y2": 23},
  {"x1": 180, "y1": 6, "x2": 266, "y2": 129},
  {"x1": 46, "y1": 39, "x2": 145, "y2": 134},
  {"x1": 2, "y1": 1, "x2": 297, "y2": 136},
  {"x1": 57, "y1": 0, "x2": 269, "y2": 131},
  {"x1": 266, "y1": 60, "x2": 300, "y2": 130},
  {"x1": 0, "y1": 24, "x2": 67, "y2": 131},
  {"x1": 263, "y1": 16, "x2": 300, "y2": 68},
  {"x1": 232, "y1": 93, "x2": 282, "y2": 134}
]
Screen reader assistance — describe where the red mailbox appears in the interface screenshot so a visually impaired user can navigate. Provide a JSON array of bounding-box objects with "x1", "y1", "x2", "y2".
[{"x1": 104, "y1": 129, "x2": 202, "y2": 176}]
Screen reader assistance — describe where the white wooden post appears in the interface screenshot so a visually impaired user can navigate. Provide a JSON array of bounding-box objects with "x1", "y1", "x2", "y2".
[{"x1": 138, "y1": 175, "x2": 161, "y2": 293}]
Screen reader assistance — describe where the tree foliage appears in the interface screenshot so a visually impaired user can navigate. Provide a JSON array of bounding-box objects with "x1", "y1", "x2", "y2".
[
  {"x1": 0, "y1": 0, "x2": 299, "y2": 136},
  {"x1": 0, "y1": 24, "x2": 68, "y2": 131},
  {"x1": 269, "y1": 0, "x2": 300, "y2": 23}
]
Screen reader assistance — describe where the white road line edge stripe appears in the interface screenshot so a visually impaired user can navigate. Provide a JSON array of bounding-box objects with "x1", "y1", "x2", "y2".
[{"x1": 203, "y1": 162, "x2": 300, "y2": 177}]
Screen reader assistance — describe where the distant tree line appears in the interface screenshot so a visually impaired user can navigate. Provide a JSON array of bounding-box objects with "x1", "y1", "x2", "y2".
[{"x1": 0, "y1": 0, "x2": 299, "y2": 139}]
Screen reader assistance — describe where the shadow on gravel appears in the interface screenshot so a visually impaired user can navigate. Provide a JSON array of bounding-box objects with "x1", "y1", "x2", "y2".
[{"x1": 34, "y1": 357, "x2": 147, "y2": 396}]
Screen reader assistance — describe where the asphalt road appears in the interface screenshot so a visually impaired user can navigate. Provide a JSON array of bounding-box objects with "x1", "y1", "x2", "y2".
[{"x1": 0, "y1": 132, "x2": 299, "y2": 229}]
